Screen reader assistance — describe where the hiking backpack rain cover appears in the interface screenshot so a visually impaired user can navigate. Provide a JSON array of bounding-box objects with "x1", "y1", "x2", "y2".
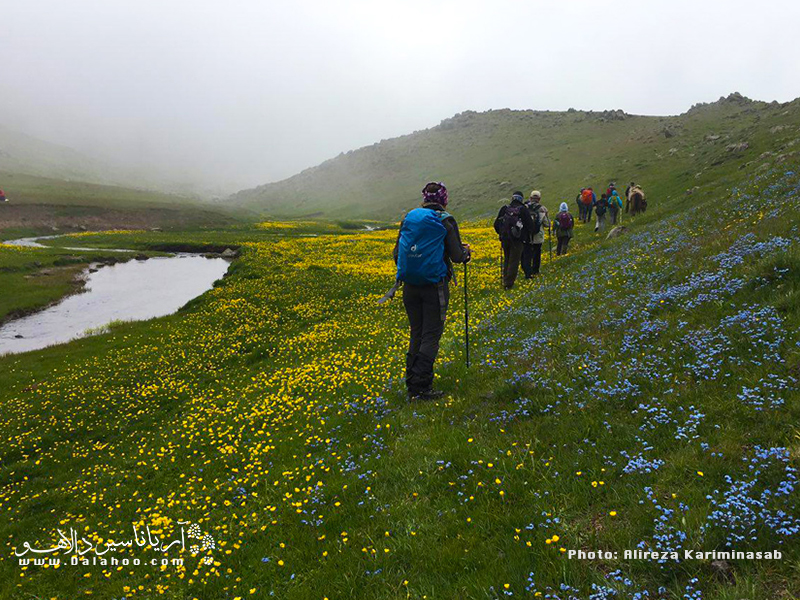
[
  {"x1": 556, "y1": 212, "x2": 574, "y2": 230},
  {"x1": 396, "y1": 208, "x2": 449, "y2": 286}
]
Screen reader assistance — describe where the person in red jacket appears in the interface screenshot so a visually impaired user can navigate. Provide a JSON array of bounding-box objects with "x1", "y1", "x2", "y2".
[{"x1": 0, "y1": 189, "x2": 7, "y2": 202}]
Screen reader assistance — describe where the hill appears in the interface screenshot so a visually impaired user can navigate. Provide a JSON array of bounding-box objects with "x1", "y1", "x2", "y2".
[
  {"x1": 230, "y1": 93, "x2": 800, "y2": 220},
  {"x1": 0, "y1": 171, "x2": 246, "y2": 236},
  {"x1": 1, "y1": 124, "x2": 112, "y2": 183},
  {"x1": 0, "y1": 126, "x2": 252, "y2": 235}
]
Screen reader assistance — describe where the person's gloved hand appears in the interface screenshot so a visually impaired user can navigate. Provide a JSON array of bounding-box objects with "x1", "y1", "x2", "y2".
[{"x1": 463, "y1": 244, "x2": 472, "y2": 263}]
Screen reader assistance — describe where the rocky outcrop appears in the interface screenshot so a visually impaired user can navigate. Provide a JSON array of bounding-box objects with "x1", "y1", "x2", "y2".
[
  {"x1": 606, "y1": 226, "x2": 628, "y2": 240},
  {"x1": 726, "y1": 142, "x2": 750, "y2": 153}
]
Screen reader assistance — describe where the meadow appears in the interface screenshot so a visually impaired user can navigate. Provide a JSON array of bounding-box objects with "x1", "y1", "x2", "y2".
[
  {"x1": 0, "y1": 171, "x2": 244, "y2": 238},
  {"x1": 0, "y1": 164, "x2": 799, "y2": 599}
]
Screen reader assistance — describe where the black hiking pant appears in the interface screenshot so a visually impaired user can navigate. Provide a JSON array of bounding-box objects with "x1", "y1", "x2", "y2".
[
  {"x1": 522, "y1": 242, "x2": 542, "y2": 277},
  {"x1": 556, "y1": 236, "x2": 570, "y2": 255},
  {"x1": 502, "y1": 240, "x2": 524, "y2": 289},
  {"x1": 403, "y1": 281, "x2": 449, "y2": 394}
]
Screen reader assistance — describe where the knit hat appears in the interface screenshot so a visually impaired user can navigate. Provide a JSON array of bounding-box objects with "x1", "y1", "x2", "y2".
[
  {"x1": 560, "y1": 202, "x2": 569, "y2": 212},
  {"x1": 422, "y1": 182, "x2": 448, "y2": 206},
  {"x1": 530, "y1": 190, "x2": 542, "y2": 200}
]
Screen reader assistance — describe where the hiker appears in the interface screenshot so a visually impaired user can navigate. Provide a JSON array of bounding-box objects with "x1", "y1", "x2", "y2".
[
  {"x1": 580, "y1": 187, "x2": 596, "y2": 223},
  {"x1": 522, "y1": 190, "x2": 549, "y2": 278},
  {"x1": 393, "y1": 182, "x2": 471, "y2": 401},
  {"x1": 553, "y1": 202, "x2": 574, "y2": 255},
  {"x1": 595, "y1": 193, "x2": 609, "y2": 232},
  {"x1": 576, "y1": 189, "x2": 587, "y2": 223},
  {"x1": 609, "y1": 189, "x2": 623, "y2": 224},
  {"x1": 625, "y1": 181, "x2": 635, "y2": 213},
  {"x1": 0, "y1": 189, "x2": 6, "y2": 202},
  {"x1": 494, "y1": 191, "x2": 534, "y2": 289},
  {"x1": 605, "y1": 182, "x2": 616, "y2": 198}
]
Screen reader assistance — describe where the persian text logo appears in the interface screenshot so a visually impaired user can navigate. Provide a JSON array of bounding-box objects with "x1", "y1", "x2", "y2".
[
  {"x1": 14, "y1": 520, "x2": 216, "y2": 569},
  {"x1": 185, "y1": 523, "x2": 216, "y2": 564}
]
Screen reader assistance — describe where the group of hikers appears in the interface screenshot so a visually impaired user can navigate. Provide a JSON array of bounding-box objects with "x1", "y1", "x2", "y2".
[
  {"x1": 575, "y1": 181, "x2": 647, "y2": 232},
  {"x1": 493, "y1": 190, "x2": 570, "y2": 289},
  {"x1": 390, "y1": 180, "x2": 646, "y2": 400}
]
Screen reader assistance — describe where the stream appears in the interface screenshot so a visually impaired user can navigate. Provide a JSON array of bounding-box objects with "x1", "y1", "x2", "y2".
[{"x1": 0, "y1": 237, "x2": 232, "y2": 355}]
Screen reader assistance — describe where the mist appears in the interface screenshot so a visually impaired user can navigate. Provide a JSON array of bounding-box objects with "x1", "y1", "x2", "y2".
[{"x1": 3, "y1": 0, "x2": 800, "y2": 194}]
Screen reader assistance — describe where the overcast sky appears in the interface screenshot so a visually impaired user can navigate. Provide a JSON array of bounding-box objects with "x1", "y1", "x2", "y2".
[{"x1": 3, "y1": 0, "x2": 800, "y2": 192}]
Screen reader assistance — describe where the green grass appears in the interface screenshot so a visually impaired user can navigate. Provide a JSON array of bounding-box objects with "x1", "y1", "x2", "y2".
[
  {"x1": 0, "y1": 171, "x2": 202, "y2": 208},
  {"x1": 231, "y1": 93, "x2": 800, "y2": 222},
  {"x1": 0, "y1": 171, "x2": 252, "y2": 237},
  {"x1": 0, "y1": 156, "x2": 798, "y2": 599}
]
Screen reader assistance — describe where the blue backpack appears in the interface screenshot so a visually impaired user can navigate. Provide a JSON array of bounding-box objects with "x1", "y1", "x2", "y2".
[{"x1": 396, "y1": 208, "x2": 449, "y2": 285}]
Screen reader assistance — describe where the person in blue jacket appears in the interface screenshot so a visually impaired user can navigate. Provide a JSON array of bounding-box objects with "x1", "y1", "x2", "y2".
[{"x1": 609, "y1": 189, "x2": 623, "y2": 224}]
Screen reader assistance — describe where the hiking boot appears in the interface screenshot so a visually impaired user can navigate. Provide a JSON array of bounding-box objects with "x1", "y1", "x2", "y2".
[{"x1": 409, "y1": 388, "x2": 445, "y2": 401}]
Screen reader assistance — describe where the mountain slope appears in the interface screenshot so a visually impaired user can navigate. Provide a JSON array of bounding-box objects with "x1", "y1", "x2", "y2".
[
  {"x1": 0, "y1": 126, "x2": 251, "y2": 235},
  {"x1": 230, "y1": 93, "x2": 800, "y2": 220},
  {"x1": 0, "y1": 124, "x2": 141, "y2": 187}
]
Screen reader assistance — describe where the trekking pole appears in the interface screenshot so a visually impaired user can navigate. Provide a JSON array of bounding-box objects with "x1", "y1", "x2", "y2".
[
  {"x1": 548, "y1": 225, "x2": 553, "y2": 262},
  {"x1": 499, "y1": 246, "x2": 503, "y2": 287},
  {"x1": 464, "y1": 261, "x2": 470, "y2": 369}
]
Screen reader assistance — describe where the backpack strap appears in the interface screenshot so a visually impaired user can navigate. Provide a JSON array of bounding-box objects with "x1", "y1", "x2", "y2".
[
  {"x1": 437, "y1": 210, "x2": 458, "y2": 285},
  {"x1": 437, "y1": 281, "x2": 447, "y2": 323}
]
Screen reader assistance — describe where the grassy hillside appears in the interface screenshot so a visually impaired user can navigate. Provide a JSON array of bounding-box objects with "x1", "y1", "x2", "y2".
[
  {"x1": 0, "y1": 152, "x2": 798, "y2": 598},
  {"x1": 0, "y1": 171, "x2": 247, "y2": 237},
  {"x1": 0, "y1": 124, "x2": 128, "y2": 186},
  {"x1": 0, "y1": 124, "x2": 251, "y2": 235},
  {"x1": 230, "y1": 93, "x2": 800, "y2": 221}
]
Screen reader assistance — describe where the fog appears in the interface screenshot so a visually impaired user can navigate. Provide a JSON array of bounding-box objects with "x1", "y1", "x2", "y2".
[{"x1": 3, "y1": 0, "x2": 800, "y2": 193}]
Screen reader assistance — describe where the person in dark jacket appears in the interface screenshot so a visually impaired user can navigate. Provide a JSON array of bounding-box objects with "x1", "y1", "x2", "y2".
[
  {"x1": 523, "y1": 190, "x2": 549, "y2": 278},
  {"x1": 576, "y1": 190, "x2": 586, "y2": 223},
  {"x1": 595, "y1": 193, "x2": 609, "y2": 232},
  {"x1": 625, "y1": 181, "x2": 635, "y2": 213},
  {"x1": 393, "y1": 182, "x2": 471, "y2": 401},
  {"x1": 494, "y1": 191, "x2": 534, "y2": 290}
]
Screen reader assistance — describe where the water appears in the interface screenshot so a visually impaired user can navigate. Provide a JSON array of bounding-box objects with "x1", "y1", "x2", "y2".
[
  {"x1": 0, "y1": 254, "x2": 230, "y2": 355},
  {"x1": 4, "y1": 235, "x2": 135, "y2": 252}
]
